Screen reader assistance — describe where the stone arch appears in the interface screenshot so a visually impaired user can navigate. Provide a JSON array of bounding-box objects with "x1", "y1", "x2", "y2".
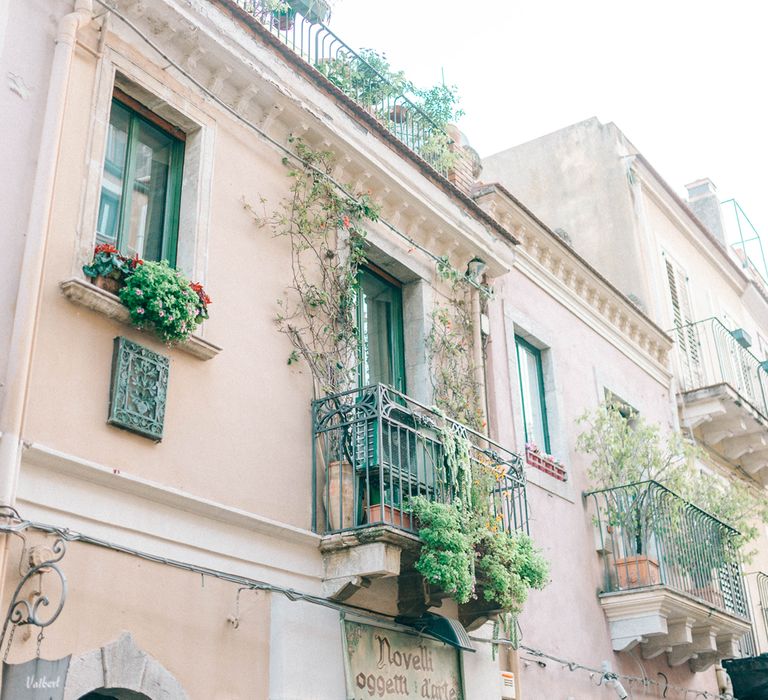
[{"x1": 64, "y1": 632, "x2": 188, "y2": 700}]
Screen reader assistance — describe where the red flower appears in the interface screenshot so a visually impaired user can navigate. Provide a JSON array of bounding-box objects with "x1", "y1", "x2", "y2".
[
  {"x1": 94, "y1": 243, "x2": 119, "y2": 255},
  {"x1": 342, "y1": 215, "x2": 351, "y2": 228},
  {"x1": 191, "y1": 282, "x2": 212, "y2": 306},
  {"x1": 127, "y1": 253, "x2": 144, "y2": 269}
]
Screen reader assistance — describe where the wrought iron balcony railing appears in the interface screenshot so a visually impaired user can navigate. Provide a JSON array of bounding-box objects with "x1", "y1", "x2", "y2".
[
  {"x1": 230, "y1": 1, "x2": 467, "y2": 179},
  {"x1": 673, "y1": 317, "x2": 768, "y2": 418},
  {"x1": 312, "y1": 384, "x2": 528, "y2": 537},
  {"x1": 586, "y1": 481, "x2": 749, "y2": 618}
]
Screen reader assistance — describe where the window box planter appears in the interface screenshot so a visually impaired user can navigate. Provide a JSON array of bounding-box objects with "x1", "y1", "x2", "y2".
[
  {"x1": 366, "y1": 503, "x2": 413, "y2": 530},
  {"x1": 60, "y1": 278, "x2": 221, "y2": 361},
  {"x1": 525, "y1": 446, "x2": 567, "y2": 482}
]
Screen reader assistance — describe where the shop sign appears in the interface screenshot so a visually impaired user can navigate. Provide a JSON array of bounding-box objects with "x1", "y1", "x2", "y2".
[
  {"x1": 343, "y1": 620, "x2": 463, "y2": 700},
  {"x1": 1, "y1": 656, "x2": 70, "y2": 699}
]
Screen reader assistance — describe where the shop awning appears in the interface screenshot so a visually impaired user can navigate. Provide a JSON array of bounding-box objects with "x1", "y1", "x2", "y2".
[
  {"x1": 395, "y1": 613, "x2": 476, "y2": 652},
  {"x1": 723, "y1": 654, "x2": 768, "y2": 700}
]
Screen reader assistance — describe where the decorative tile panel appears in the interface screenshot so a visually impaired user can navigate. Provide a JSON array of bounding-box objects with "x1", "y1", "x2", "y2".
[{"x1": 108, "y1": 337, "x2": 169, "y2": 441}]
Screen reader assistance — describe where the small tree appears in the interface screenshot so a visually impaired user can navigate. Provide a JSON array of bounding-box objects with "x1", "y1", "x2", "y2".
[{"x1": 578, "y1": 402, "x2": 768, "y2": 565}]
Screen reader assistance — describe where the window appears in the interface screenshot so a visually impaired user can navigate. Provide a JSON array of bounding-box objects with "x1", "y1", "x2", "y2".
[
  {"x1": 356, "y1": 266, "x2": 406, "y2": 392},
  {"x1": 515, "y1": 335, "x2": 550, "y2": 452},
  {"x1": 96, "y1": 90, "x2": 185, "y2": 266}
]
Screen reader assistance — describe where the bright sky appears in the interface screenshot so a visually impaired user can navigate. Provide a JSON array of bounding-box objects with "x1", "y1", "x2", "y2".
[{"x1": 330, "y1": 0, "x2": 768, "y2": 252}]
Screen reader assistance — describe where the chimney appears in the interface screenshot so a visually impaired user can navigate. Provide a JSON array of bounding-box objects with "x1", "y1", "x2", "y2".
[{"x1": 685, "y1": 178, "x2": 726, "y2": 245}]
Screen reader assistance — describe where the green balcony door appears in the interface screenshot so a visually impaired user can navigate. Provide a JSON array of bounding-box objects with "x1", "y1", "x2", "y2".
[{"x1": 357, "y1": 266, "x2": 405, "y2": 392}]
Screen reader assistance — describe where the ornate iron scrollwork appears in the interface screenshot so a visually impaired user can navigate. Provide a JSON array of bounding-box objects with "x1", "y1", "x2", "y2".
[{"x1": 0, "y1": 537, "x2": 68, "y2": 649}]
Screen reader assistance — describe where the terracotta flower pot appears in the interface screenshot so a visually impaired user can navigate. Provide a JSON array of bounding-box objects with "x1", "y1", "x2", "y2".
[
  {"x1": 325, "y1": 460, "x2": 354, "y2": 531},
  {"x1": 91, "y1": 275, "x2": 122, "y2": 295},
  {"x1": 273, "y1": 9, "x2": 295, "y2": 30},
  {"x1": 615, "y1": 554, "x2": 660, "y2": 588},
  {"x1": 366, "y1": 503, "x2": 412, "y2": 530},
  {"x1": 388, "y1": 104, "x2": 409, "y2": 124}
]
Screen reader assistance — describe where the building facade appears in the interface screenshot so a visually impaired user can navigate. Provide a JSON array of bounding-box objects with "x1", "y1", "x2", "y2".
[
  {"x1": 0, "y1": 3, "x2": 754, "y2": 699},
  {"x1": 485, "y1": 116, "x2": 768, "y2": 688}
]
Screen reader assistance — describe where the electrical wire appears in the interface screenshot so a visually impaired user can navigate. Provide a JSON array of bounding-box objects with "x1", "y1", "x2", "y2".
[
  {"x1": 0, "y1": 514, "x2": 733, "y2": 700},
  {"x1": 474, "y1": 637, "x2": 733, "y2": 700},
  {"x1": 91, "y1": 0, "x2": 496, "y2": 294}
]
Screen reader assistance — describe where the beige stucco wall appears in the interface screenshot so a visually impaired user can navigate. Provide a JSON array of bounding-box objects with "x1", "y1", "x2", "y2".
[
  {"x1": 25, "y1": 42, "x2": 315, "y2": 530},
  {"x1": 482, "y1": 118, "x2": 653, "y2": 310},
  {"x1": 1, "y1": 533, "x2": 270, "y2": 699}
]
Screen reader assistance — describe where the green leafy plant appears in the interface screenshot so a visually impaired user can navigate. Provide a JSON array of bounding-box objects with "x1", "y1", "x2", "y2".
[
  {"x1": 578, "y1": 402, "x2": 768, "y2": 562},
  {"x1": 420, "y1": 131, "x2": 460, "y2": 173},
  {"x1": 119, "y1": 260, "x2": 208, "y2": 343},
  {"x1": 82, "y1": 243, "x2": 138, "y2": 284},
  {"x1": 411, "y1": 429, "x2": 549, "y2": 614},
  {"x1": 412, "y1": 84, "x2": 464, "y2": 128},
  {"x1": 474, "y1": 528, "x2": 549, "y2": 612},
  {"x1": 411, "y1": 497, "x2": 474, "y2": 604},
  {"x1": 316, "y1": 49, "x2": 411, "y2": 108}
]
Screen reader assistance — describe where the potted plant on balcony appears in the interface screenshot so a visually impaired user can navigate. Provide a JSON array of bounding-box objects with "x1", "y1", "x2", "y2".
[
  {"x1": 366, "y1": 481, "x2": 413, "y2": 530},
  {"x1": 577, "y1": 403, "x2": 696, "y2": 588}
]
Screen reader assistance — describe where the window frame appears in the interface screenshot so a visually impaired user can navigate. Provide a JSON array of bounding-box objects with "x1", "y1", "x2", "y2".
[
  {"x1": 514, "y1": 334, "x2": 551, "y2": 453},
  {"x1": 356, "y1": 264, "x2": 406, "y2": 393},
  {"x1": 97, "y1": 89, "x2": 186, "y2": 267}
]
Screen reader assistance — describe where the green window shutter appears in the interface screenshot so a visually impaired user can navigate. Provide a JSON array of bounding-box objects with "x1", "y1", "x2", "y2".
[
  {"x1": 97, "y1": 96, "x2": 185, "y2": 267},
  {"x1": 515, "y1": 335, "x2": 550, "y2": 453}
]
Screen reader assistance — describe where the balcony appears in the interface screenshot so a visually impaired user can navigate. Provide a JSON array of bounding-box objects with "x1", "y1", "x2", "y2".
[
  {"x1": 228, "y1": 1, "x2": 474, "y2": 186},
  {"x1": 673, "y1": 318, "x2": 768, "y2": 484},
  {"x1": 312, "y1": 384, "x2": 527, "y2": 618},
  {"x1": 586, "y1": 481, "x2": 751, "y2": 671}
]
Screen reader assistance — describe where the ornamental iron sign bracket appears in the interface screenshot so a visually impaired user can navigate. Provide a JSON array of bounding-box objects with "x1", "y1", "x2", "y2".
[{"x1": 0, "y1": 533, "x2": 68, "y2": 653}]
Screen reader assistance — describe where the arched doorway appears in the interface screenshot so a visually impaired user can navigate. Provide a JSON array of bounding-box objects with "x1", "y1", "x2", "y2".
[{"x1": 64, "y1": 633, "x2": 187, "y2": 700}]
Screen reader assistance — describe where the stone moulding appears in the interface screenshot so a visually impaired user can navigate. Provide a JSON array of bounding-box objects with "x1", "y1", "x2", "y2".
[
  {"x1": 60, "y1": 278, "x2": 222, "y2": 361},
  {"x1": 599, "y1": 585, "x2": 751, "y2": 673}
]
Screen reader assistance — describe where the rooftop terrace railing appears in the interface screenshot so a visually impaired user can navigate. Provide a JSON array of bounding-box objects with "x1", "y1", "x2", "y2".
[
  {"x1": 586, "y1": 480, "x2": 749, "y2": 618},
  {"x1": 312, "y1": 384, "x2": 528, "y2": 537},
  {"x1": 231, "y1": 0, "x2": 467, "y2": 179},
  {"x1": 672, "y1": 317, "x2": 768, "y2": 418}
]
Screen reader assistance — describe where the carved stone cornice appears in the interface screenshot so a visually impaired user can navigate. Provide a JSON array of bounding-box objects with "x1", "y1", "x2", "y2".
[{"x1": 474, "y1": 184, "x2": 673, "y2": 375}]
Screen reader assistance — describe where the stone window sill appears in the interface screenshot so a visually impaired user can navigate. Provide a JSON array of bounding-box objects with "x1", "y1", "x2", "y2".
[{"x1": 60, "y1": 277, "x2": 222, "y2": 361}]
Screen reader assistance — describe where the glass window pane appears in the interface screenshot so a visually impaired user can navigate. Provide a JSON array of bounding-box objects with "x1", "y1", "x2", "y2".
[
  {"x1": 96, "y1": 102, "x2": 131, "y2": 245},
  {"x1": 516, "y1": 339, "x2": 549, "y2": 451},
  {"x1": 124, "y1": 120, "x2": 174, "y2": 262},
  {"x1": 358, "y1": 270, "x2": 404, "y2": 390}
]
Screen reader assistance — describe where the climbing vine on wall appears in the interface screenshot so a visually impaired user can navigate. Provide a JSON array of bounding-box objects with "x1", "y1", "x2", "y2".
[
  {"x1": 248, "y1": 136, "x2": 380, "y2": 397},
  {"x1": 426, "y1": 262, "x2": 489, "y2": 431}
]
